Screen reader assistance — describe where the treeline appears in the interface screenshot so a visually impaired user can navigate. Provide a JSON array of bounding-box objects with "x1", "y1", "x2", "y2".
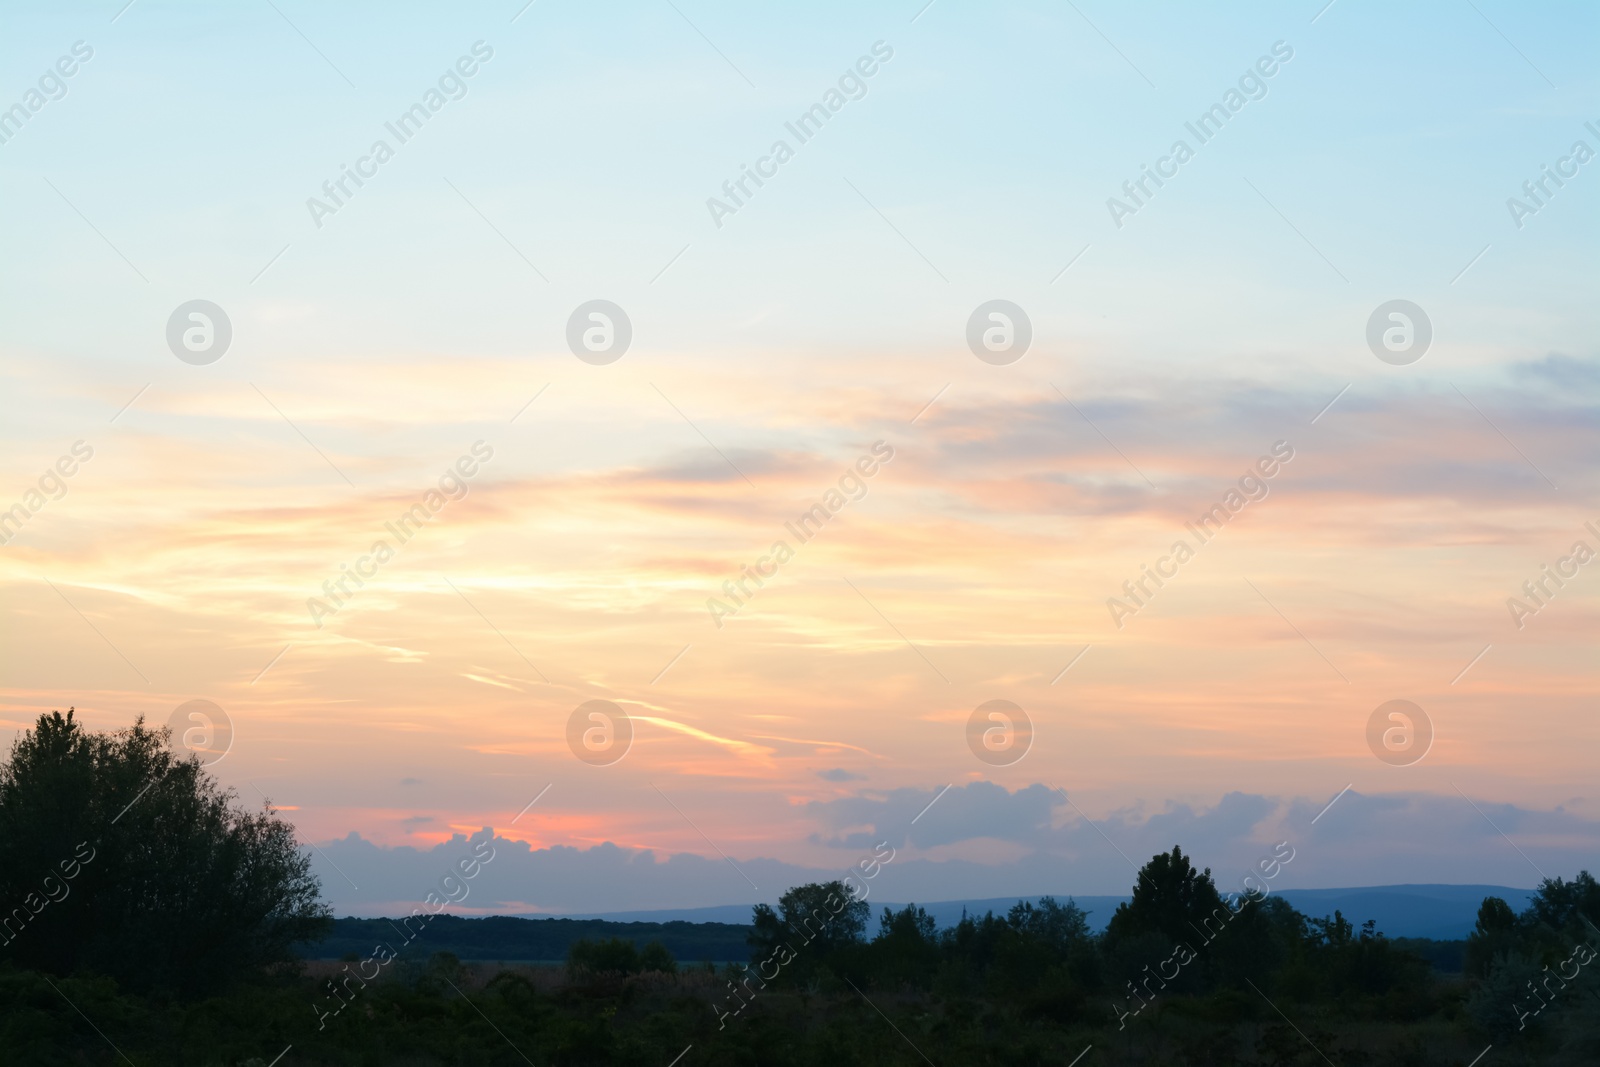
[
  {"x1": 1463, "y1": 872, "x2": 1600, "y2": 1037},
  {"x1": 697, "y1": 846, "x2": 1598, "y2": 1060},
  {"x1": 4, "y1": 712, "x2": 1599, "y2": 1064},
  {"x1": 4, "y1": 853, "x2": 1597, "y2": 1064},
  {"x1": 310, "y1": 914, "x2": 751, "y2": 965},
  {"x1": 722, "y1": 846, "x2": 1444, "y2": 1020}
]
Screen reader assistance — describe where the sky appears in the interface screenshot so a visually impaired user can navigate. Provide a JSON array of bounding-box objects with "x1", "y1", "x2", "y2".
[{"x1": 1, "y1": 1, "x2": 1595, "y2": 917}]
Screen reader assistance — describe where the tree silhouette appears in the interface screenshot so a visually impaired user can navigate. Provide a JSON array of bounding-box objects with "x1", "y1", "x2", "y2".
[
  {"x1": 748, "y1": 879, "x2": 869, "y2": 984},
  {"x1": 1105, "y1": 845, "x2": 1226, "y2": 948},
  {"x1": 0, "y1": 709, "x2": 329, "y2": 996}
]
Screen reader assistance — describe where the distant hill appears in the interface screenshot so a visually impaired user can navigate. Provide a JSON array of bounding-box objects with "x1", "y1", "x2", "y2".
[{"x1": 1275, "y1": 884, "x2": 1537, "y2": 940}]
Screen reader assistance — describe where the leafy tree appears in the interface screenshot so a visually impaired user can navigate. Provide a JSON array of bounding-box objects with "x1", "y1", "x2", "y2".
[
  {"x1": 1307, "y1": 909, "x2": 1355, "y2": 949},
  {"x1": 871, "y1": 904, "x2": 938, "y2": 987},
  {"x1": 1524, "y1": 871, "x2": 1600, "y2": 939},
  {"x1": 1003, "y1": 896, "x2": 1102, "y2": 995},
  {"x1": 748, "y1": 880, "x2": 868, "y2": 984},
  {"x1": 1466, "y1": 896, "x2": 1520, "y2": 977},
  {"x1": 1465, "y1": 950, "x2": 1545, "y2": 1038},
  {"x1": 639, "y1": 939, "x2": 676, "y2": 973},
  {"x1": 1304, "y1": 912, "x2": 1429, "y2": 1003},
  {"x1": 933, "y1": 908, "x2": 1009, "y2": 994},
  {"x1": 1105, "y1": 846, "x2": 1226, "y2": 949},
  {"x1": 749, "y1": 880, "x2": 868, "y2": 956},
  {"x1": 1209, "y1": 892, "x2": 1298, "y2": 990},
  {"x1": 0, "y1": 709, "x2": 328, "y2": 996},
  {"x1": 1476, "y1": 896, "x2": 1518, "y2": 934},
  {"x1": 567, "y1": 937, "x2": 641, "y2": 976},
  {"x1": 878, "y1": 902, "x2": 936, "y2": 942},
  {"x1": 1007, "y1": 896, "x2": 1090, "y2": 954}
]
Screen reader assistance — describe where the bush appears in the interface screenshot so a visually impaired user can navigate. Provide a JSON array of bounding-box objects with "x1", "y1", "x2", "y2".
[{"x1": 1464, "y1": 951, "x2": 1544, "y2": 1039}]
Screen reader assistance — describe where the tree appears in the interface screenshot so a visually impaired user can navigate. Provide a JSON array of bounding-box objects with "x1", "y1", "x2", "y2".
[
  {"x1": 1007, "y1": 896, "x2": 1091, "y2": 954},
  {"x1": 1466, "y1": 896, "x2": 1520, "y2": 977},
  {"x1": 878, "y1": 903, "x2": 937, "y2": 944},
  {"x1": 1524, "y1": 871, "x2": 1600, "y2": 937},
  {"x1": 1475, "y1": 896, "x2": 1518, "y2": 935},
  {"x1": 1307, "y1": 909, "x2": 1355, "y2": 949},
  {"x1": 0, "y1": 710, "x2": 329, "y2": 996},
  {"x1": 871, "y1": 904, "x2": 939, "y2": 987},
  {"x1": 639, "y1": 939, "x2": 677, "y2": 973},
  {"x1": 1303, "y1": 912, "x2": 1427, "y2": 1001},
  {"x1": 567, "y1": 937, "x2": 641, "y2": 977},
  {"x1": 1209, "y1": 893, "x2": 1298, "y2": 990},
  {"x1": 1465, "y1": 950, "x2": 1545, "y2": 1038},
  {"x1": 1105, "y1": 846, "x2": 1226, "y2": 948},
  {"x1": 748, "y1": 880, "x2": 869, "y2": 983}
]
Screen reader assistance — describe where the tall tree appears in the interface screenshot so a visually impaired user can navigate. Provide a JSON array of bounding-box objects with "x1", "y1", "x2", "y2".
[
  {"x1": 1105, "y1": 846, "x2": 1227, "y2": 948},
  {"x1": 1465, "y1": 895, "x2": 1519, "y2": 977},
  {"x1": 748, "y1": 880, "x2": 868, "y2": 983},
  {"x1": 0, "y1": 709, "x2": 329, "y2": 996},
  {"x1": 1524, "y1": 871, "x2": 1600, "y2": 936}
]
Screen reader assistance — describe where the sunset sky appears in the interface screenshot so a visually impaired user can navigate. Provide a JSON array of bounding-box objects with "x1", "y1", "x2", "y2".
[{"x1": 2, "y1": 1, "x2": 1595, "y2": 915}]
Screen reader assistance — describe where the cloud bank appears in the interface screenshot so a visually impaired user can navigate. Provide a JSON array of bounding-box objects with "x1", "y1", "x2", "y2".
[{"x1": 307, "y1": 784, "x2": 1599, "y2": 916}]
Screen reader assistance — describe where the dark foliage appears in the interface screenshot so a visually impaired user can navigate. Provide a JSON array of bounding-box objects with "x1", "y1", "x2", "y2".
[
  {"x1": 309, "y1": 914, "x2": 751, "y2": 964},
  {"x1": 4, "y1": 716, "x2": 1596, "y2": 1063},
  {"x1": 747, "y1": 879, "x2": 870, "y2": 987},
  {"x1": 566, "y1": 937, "x2": 678, "y2": 977},
  {"x1": 0, "y1": 709, "x2": 329, "y2": 997},
  {"x1": 1104, "y1": 845, "x2": 1225, "y2": 949}
]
